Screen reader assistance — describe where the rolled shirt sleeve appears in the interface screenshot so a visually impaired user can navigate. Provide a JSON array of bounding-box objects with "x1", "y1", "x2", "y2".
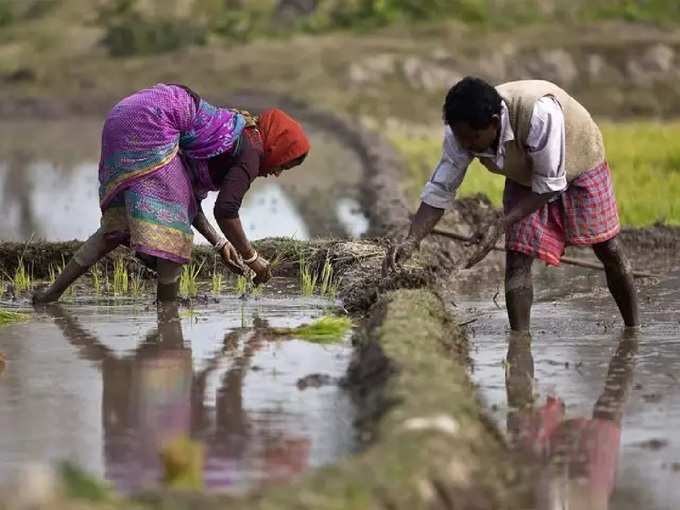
[
  {"x1": 527, "y1": 96, "x2": 567, "y2": 195},
  {"x1": 420, "y1": 126, "x2": 472, "y2": 209}
]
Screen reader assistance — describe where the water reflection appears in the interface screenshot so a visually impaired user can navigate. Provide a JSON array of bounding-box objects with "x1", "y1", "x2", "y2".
[
  {"x1": 41, "y1": 304, "x2": 327, "y2": 493},
  {"x1": 0, "y1": 120, "x2": 369, "y2": 242},
  {"x1": 506, "y1": 330, "x2": 640, "y2": 510}
]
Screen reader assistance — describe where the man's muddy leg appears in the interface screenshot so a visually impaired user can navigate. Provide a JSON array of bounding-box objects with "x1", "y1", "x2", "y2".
[
  {"x1": 33, "y1": 228, "x2": 120, "y2": 303},
  {"x1": 505, "y1": 251, "x2": 534, "y2": 332},
  {"x1": 156, "y1": 259, "x2": 182, "y2": 303},
  {"x1": 592, "y1": 237, "x2": 640, "y2": 328}
]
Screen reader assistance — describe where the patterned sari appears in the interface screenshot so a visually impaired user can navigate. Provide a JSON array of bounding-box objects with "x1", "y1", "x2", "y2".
[{"x1": 99, "y1": 84, "x2": 246, "y2": 263}]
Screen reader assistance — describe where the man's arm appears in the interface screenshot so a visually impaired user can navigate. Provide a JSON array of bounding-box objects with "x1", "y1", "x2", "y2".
[
  {"x1": 406, "y1": 202, "x2": 445, "y2": 244},
  {"x1": 383, "y1": 128, "x2": 470, "y2": 273},
  {"x1": 465, "y1": 96, "x2": 567, "y2": 268},
  {"x1": 505, "y1": 95, "x2": 566, "y2": 226}
]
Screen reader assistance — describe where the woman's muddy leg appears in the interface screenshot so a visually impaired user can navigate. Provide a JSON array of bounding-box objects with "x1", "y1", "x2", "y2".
[
  {"x1": 33, "y1": 228, "x2": 120, "y2": 303},
  {"x1": 156, "y1": 259, "x2": 182, "y2": 303},
  {"x1": 592, "y1": 237, "x2": 640, "y2": 328},
  {"x1": 505, "y1": 251, "x2": 534, "y2": 332}
]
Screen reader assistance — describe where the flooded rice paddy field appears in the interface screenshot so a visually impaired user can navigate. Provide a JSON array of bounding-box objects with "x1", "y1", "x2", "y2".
[
  {"x1": 0, "y1": 287, "x2": 356, "y2": 494},
  {"x1": 0, "y1": 118, "x2": 369, "y2": 243},
  {"x1": 449, "y1": 255, "x2": 680, "y2": 510}
]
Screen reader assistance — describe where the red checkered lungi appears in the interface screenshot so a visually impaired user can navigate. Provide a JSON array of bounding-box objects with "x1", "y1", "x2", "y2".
[{"x1": 504, "y1": 162, "x2": 620, "y2": 266}]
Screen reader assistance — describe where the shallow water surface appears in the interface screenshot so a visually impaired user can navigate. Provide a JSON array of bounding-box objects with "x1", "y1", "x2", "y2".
[
  {"x1": 449, "y1": 258, "x2": 680, "y2": 510},
  {"x1": 0, "y1": 292, "x2": 356, "y2": 494},
  {"x1": 0, "y1": 118, "x2": 369, "y2": 242}
]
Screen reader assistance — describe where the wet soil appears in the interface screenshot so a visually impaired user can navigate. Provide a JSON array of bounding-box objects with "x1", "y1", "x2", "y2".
[{"x1": 0, "y1": 287, "x2": 356, "y2": 495}]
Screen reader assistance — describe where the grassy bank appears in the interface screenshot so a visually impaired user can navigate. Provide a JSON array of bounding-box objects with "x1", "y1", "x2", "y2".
[{"x1": 389, "y1": 120, "x2": 680, "y2": 227}]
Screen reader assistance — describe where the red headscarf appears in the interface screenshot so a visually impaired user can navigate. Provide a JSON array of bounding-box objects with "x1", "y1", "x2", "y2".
[{"x1": 257, "y1": 109, "x2": 310, "y2": 172}]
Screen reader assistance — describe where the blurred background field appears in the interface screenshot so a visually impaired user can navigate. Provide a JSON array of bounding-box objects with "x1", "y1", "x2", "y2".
[
  {"x1": 2, "y1": 0, "x2": 680, "y2": 228},
  {"x1": 389, "y1": 121, "x2": 680, "y2": 226}
]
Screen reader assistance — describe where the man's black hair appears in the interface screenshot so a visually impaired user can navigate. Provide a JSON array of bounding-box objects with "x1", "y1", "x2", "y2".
[{"x1": 442, "y1": 77, "x2": 502, "y2": 129}]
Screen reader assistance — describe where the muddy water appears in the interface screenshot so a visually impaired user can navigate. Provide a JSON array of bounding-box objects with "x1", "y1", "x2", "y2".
[
  {"x1": 0, "y1": 119, "x2": 369, "y2": 242},
  {"x1": 448, "y1": 255, "x2": 680, "y2": 510},
  {"x1": 0, "y1": 290, "x2": 356, "y2": 494}
]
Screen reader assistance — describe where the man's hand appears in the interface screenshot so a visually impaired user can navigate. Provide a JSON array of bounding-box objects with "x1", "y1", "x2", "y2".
[
  {"x1": 219, "y1": 242, "x2": 245, "y2": 275},
  {"x1": 465, "y1": 213, "x2": 506, "y2": 269},
  {"x1": 248, "y1": 256, "x2": 272, "y2": 285},
  {"x1": 382, "y1": 237, "x2": 419, "y2": 276}
]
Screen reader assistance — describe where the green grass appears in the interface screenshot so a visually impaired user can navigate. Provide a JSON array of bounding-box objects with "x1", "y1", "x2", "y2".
[
  {"x1": 0, "y1": 309, "x2": 30, "y2": 325},
  {"x1": 389, "y1": 121, "x2": 680, "y2": 227},
  {"x1": 272, "y1": 316, "x2": 352, "y2": 344}
]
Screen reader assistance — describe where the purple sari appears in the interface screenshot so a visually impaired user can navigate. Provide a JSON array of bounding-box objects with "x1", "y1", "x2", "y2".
[{"x1": 99, "y1": 84, "x2": 245, "y2": 263}]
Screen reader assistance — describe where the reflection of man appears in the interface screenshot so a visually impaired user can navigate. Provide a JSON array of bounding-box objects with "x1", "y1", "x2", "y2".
[
  {"x1": 45, "y1": 305, "x2": 310, "y2": 493},
  {"x1": 505, "y1": 330, "x2": 639, "y2": 510}
]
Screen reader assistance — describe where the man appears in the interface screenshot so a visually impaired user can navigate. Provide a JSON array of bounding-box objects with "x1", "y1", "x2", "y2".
[{"x1": 383, "y1": 77, "x2": 639, "y2": 331}]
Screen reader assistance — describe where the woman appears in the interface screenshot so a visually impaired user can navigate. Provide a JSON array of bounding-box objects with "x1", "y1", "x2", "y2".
[{"x1": 33, "y1": 83, "x2": 310, "y2": 303}]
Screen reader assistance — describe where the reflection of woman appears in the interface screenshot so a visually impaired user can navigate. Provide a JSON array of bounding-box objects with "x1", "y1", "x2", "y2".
[
  {"x1": 45, "y1": 305, "x2": 310, "y2": 492},
  {"x1": 34, "y1": 84, "x2": 310, "y2": 304},
  {"x1": 505, "y1": 330, "x2": 639, "y2": 510}
]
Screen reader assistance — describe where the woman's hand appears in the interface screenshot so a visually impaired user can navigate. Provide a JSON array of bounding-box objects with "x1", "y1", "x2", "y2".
[
  {"x1": 248, "y1": 256, "x2": 272, "y2": 285},
  {"x1": 219, "y1": 242, "x2": 246, "y2": 275}
]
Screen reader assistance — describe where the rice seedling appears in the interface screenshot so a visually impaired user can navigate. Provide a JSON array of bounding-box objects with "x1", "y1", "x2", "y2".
[
  {"x1": 250, "y1": 283, "x2": 263, "y2": 298},
  {"x1": 179, "y1": 260, "x2": 204, "y2": 297},
  {"x1": 48, "y1": 264, "x2": 57, "y2": 285},
  {"x1": 0, "y1": 309, "x2": 30, "y2": 326},
  {"x1": 235, "y1": 275, "x2": 248, "y2": 295},
  {"x1": 91, "y1": 263, "x2": 103, "y2": 296},
  {"x1": 211, "y1": 258, "x2": 223, "y2": 295},
  {"x1": 13, "y1": 258, "x2": 32, "y2": 294},
  {"x1": 319, "y1": 257, "x2": 337, "y2": 299},
  {"x1": 130, "y1": 268, "x2": 144, "y2": 298},
  {"x1": 112, "y1": 258, "x2": 129, "y2": 296},
  {"x1": 299, "y1": 256, "x2": 318, "y2": 296},
  {"x1": 271, "y1": 316, "x2": 352, "y2": 344}
]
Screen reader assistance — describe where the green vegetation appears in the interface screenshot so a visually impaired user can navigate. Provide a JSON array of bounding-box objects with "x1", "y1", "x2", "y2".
[
  {"x1": 58, "y1": 462, "x2": 113, "y2": 503},
  {"x1": 272, "y1": 316, "x2": 352, "y2": 343},
  {"x1": 90, "y1": 263, "x2": 103, "y2": 297},
  {"x1": 12, "y1": 258, "x2": 32, "y2": 294},
  {"x1": 319, "y1": 257, "x2": 338, "y2": 299},
  {"x1": 129, "y1": 268, "x2": 144, "y2": 298},
  {"x1": 112, "y1": 258, "x2": 129, "y2": 296},
  {"x1": 299, "y1": 256, "x2": 319, "y2": 296},
  {"x1": 0, "y1": 309, "x2": 30, "y2": 325},
  {"x1": 211, "y1": 270, "x2": 223, "y2": 295},
  {"x1": 389, "y1": 121, "x2": 680, "y2": 226},
  {"x1": 180, "y1": 261, "x2": 203, "y2": 297},
  {"x1": 2, "y1": 0, "x2": 677, "y2": 59},
  {"x1": 94, "y1": 0, "x2": 680, "y2": 54},
  {"x1": 235, "y1": 274, "x2": 248, "y2": 295}
]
